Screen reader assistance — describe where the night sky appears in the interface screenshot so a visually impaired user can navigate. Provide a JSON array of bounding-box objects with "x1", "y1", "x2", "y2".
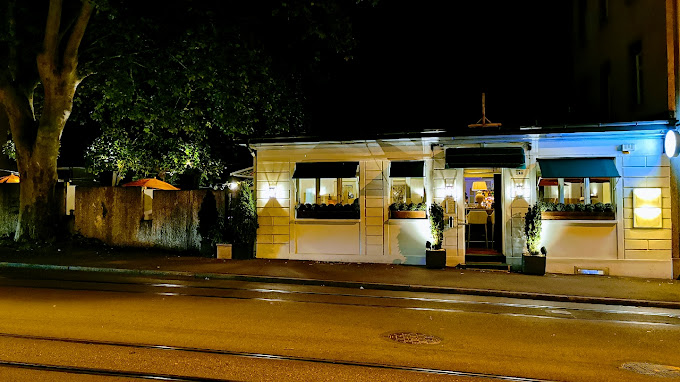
[
  {"x1": 57, "y1": 1, "x2": 573, "y2": 168},
  {"x1": 305, "y1": 1, "x2": 572, "y2": 136}
]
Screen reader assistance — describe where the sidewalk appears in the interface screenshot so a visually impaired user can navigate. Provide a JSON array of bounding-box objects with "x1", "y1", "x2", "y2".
[{"x1": 0, "y1": 243, "x2": 679, "y2": 309}]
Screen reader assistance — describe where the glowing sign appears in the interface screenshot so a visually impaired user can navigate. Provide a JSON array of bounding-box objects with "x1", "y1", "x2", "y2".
[{"x1": 664, "y1": 130, "x2": 680, "y2": 158}]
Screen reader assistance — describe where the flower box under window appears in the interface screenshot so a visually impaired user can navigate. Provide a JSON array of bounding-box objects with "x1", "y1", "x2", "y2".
[
  {"x1": 542, "y1": 211, "x2": 615, "y2": 220},
  {"x1": 295, "y1": 203, "x2": 359, "y2": 219},
  {"x1": 390, "y1": 210, "x2": 427, "y2": 219}
]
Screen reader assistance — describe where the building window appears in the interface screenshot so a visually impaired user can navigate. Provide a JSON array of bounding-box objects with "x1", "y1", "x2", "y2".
[
  {"x1": 387, "y1": 161, "x2": 426, "y2": 215},
  {"x1": 536, "y1": 158, "x2": 619, "y2": 219},
  {"x1": 539, "y1": 177, "x2": 613, "y2": 205},
  {"x1": 630, "y1": 41, "x2": 643, "y2": 105},
  {"x1": 292, "y1": 162, "x2": 360, "y2": 219},
  {"x1": 296, "y1": 177, "x2": 358, "y2": 206},
  {"x1": 391, "y1": 177, "x2": 424, "y2": 205}
]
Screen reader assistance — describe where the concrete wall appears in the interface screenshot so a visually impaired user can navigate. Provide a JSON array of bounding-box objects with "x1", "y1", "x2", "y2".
[{"x1": 74, "y1": 187, "x2": 226, "y2": 251}]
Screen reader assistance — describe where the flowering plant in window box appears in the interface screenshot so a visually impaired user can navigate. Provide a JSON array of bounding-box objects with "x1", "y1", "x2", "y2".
[
  {"x1": 295, "y1": 200, "x2": 360, "y2": 219},
  {"x1": 541, "y1": 202, "x2": 615, "y2": 220},
  {"x1": 389, "y1": 202, "x2": 427, "y2": 219}
]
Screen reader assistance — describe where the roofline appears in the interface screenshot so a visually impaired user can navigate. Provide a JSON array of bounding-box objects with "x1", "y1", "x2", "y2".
[{"x1": 246, "y1": 120, "x2": 674, "y2": 146}]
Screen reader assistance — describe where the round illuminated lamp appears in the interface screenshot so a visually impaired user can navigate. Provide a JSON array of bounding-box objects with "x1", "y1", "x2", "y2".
[{"x1": 664, "y1": 129, "x2": 680, "y2": 158}]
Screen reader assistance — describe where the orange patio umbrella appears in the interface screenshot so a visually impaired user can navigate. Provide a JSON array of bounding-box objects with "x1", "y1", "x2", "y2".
[
  {"x1": 0, "y1": 174, "x2": 20, "y2": 183},
  {"x1": 122, "y1": 178, "x2": 180, "y2": 190}
]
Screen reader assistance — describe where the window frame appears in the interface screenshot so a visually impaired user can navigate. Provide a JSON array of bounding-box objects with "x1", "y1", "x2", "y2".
[{"x1": 294, "y1": 176, "x2": 360, "y2": 220}]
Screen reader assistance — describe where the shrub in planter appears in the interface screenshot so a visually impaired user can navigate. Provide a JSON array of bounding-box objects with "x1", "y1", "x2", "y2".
[
  {"x1": 565, "y1": 203, "x2": 575, "y2": 212},
  {"x1": 604, "y1": 203, "x2": 614, "y2": 213},
  {"x1": 575, "y1": 203, "x2": 586, "y2": 212},
  {"x1": 555, "y1": 203, "x2": 565, "y2": 212},
  {"x1": 594, "y1": 202, "x2": 605, "y2": 212},
  {"x1": 523, "y1": 203, "x2": 546, "y2": 275},
  {"x1": 426, "y1": 202, "x2": 446, "y2": 269}
]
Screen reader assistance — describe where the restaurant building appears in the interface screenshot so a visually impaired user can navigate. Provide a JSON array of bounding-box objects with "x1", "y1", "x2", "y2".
[{"x1": 250, "y1": 122, "x2": 678, "y2": 279}]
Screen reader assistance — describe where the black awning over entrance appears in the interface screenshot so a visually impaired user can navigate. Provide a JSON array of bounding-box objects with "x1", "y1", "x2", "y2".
[
  {"x1": 445, "y1": 147, "x2": 525, "y2": 168},
  {"x1": 292, "y1": 162, "x2": 359, "y2": 178},
  {"x1": 389, "y1": 161, "x2": 424, "y2": 177}
]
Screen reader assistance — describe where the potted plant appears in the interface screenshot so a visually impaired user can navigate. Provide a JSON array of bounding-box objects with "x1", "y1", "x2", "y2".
[
  {"x1": 426, "y1": 202, "x2": 446, "y2": 269},
  {"x1": 231, "y1": 181, "x2": 258, "y2": 259},
  {"x1": 542, "y1": 202, "x2": 615, "y2": 220},
  {"x1": 523, "y1": 202, "x2": 547, "y2": 275},
  {"x1": 389, "y1": 202, "x2": 427, "y2": 219}
]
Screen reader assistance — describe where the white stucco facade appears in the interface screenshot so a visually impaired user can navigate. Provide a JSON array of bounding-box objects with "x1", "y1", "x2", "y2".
[{"x1": 250, "y1": 126, "x2": 676, "y2": 279}]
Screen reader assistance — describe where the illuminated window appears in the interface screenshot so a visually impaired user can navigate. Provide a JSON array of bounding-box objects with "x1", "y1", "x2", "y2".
[
  {"x1": 539, "y1": 178, "x2": 613, "y2": 205},
  {"x1": 537, "y1": 158, "x2": 619, "y2": 216},
  {"x1": 389, "y1": 161, "x2": 425, "y2": 205},
  {"x1": 292, "y1": 162, "x2": 359, "y2": 219}
]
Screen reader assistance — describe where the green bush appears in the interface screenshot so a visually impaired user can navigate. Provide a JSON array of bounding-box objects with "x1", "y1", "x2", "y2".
[
  {"x1": 429, "y1": 203, "x2": 445, "y2": 250},
  {"x1": 231, "y1": 181, "x2": 258, "y2": 245},
  {"x1": 524, "y1": 203, "x2": 542, "y2": 255}
]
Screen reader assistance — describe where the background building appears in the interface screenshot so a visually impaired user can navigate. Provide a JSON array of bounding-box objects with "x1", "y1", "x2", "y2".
[{"x1": 569, "y1": 0, "x2": 680, "y2": 278}]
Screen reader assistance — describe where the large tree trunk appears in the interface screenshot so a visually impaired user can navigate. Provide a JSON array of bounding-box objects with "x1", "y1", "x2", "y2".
[
  {"x1": 0, "y1": 0, "x2": 93, "y2": 242},
  {"x1": 14, "y1": 120, "x2": 64, "y2": 241}
]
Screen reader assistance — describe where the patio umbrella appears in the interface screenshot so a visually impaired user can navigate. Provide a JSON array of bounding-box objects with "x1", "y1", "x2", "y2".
[
  {"x1": 0, "y1": 174, "x2": 20, "y2": 183},
  {"x1": 122, "y1": 178, "x2": 180, "y2": 190}
]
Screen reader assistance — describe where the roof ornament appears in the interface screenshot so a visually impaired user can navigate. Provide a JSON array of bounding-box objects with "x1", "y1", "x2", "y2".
[{"x1": 468, "y1": 93, "x2": 502, "y2": 129}]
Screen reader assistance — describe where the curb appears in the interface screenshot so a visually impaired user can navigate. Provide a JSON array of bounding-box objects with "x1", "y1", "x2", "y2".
[{"x1": 2, "y1": 261, "x2": 679, "y2": 310}]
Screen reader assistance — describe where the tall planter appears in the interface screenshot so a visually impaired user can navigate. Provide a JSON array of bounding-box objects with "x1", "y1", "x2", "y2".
[
  {"x1": 426, "y1": 203, "x2": 446, "y2": 269},
  {"x1": 523, "y1": 203, "x2": 546, "y2": 275}
]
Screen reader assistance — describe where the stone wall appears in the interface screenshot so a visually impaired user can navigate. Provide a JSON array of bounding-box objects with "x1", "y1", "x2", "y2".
[
  {"x1": 0, "y1": 184, "x2": 19, "y2": 236},
  {"x1": 75, "y1": 187, "x2": 226, "y2": 251}
]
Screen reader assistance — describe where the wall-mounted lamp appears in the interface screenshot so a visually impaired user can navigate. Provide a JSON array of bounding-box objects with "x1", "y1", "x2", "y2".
[
  {"x1": 632, "y1": 188, "x2": 662, "y2": 228},
  {"x1": 664, "y1": 129, "x2": 680, "y2": 158},
  {"x1": 268, "y1": 185, "x2": 277, "y2": 199},
  {"x1": 228, "y1": 182, "x2": 239, "y2": 191},
  {"x1": 514, "y1": 183, "x2": 525, "y2": 198},
  {"x1": 445, "y1": 183, "x2": 454, "y2": 197}
]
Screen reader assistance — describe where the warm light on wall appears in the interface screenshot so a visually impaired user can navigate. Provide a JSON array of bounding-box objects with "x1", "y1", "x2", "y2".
[
  {"x1": 445, "y1": 181, "x2": 454, "y2": 197},
  {"x1": 633, "y1": 188, "x2": 662, "y2": 228}
]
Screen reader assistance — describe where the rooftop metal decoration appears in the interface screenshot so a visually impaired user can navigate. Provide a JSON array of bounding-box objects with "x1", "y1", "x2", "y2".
[{"x1": 468, "y1": 93, "x2": 502, "y2": 128}]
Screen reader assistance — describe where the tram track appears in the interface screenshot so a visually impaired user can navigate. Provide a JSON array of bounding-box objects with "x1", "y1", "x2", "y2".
[
  {"x1": 1, "y1": 273, "x2": 679, "y2": 326},
  {"x1": 0, "y1": 332, "x2": 554, "y2": 382}
]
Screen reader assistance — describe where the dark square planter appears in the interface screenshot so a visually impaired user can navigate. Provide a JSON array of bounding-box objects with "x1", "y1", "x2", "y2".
[
  {"x1": 522, "y1": 255, "x2": 546, "y2": 276},
  {"x1": 232, "y1": 242, "x2": 254, "y2": 260},
  {"x1": 426, "y1": 249, "x2": 446, "y2": 269}
]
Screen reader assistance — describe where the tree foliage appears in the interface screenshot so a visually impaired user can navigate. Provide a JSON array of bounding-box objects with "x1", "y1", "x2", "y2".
[
  {"x1": 77, "y1": 0, "x2": 372, "y2": 184},
  {"x1": 0, "y1": 0, "x2": 373, "y2": 241}
]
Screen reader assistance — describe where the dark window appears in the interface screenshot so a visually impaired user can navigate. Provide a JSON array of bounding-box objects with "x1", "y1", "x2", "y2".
[{"x1": 630, "y1": 41, "x2": 643, "y2": 105}]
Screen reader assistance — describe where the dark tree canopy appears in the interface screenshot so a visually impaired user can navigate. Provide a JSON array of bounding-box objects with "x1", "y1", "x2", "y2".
[{"x1": 0, "y1": 0, "x2": 374, "y2": 241}]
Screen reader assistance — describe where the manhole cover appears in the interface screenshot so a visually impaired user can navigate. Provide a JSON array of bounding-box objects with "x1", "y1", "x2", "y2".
[
  {"x1": 384, "y1": 332, "x2": 442, "y2": 345},
  {"x1": 621, "y1": 362, "x2": 680, "y2": 378}
]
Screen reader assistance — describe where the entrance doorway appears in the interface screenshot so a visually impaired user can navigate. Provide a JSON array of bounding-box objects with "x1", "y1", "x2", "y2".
[{"x1": 463, "y1": 169, "x2": 506, "y2": 269}]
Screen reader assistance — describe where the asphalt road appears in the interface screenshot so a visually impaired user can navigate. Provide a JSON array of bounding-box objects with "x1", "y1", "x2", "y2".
[{"x1": 0, "y1": 269, "x2": 679, "y2": 381}]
